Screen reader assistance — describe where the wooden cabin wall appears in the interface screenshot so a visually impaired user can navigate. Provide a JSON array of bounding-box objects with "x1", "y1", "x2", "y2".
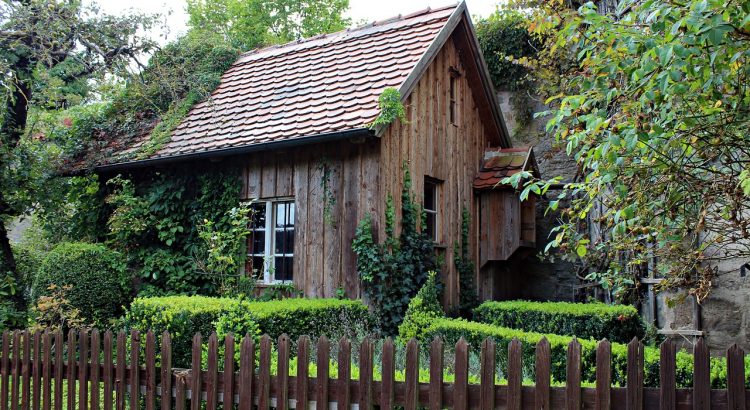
[
  {"x1": 239, "y1": 139, "x2": 380, "y2": 298},
  {"x1": 377, "y1": 34, "x2": 499, "y2": 307}
]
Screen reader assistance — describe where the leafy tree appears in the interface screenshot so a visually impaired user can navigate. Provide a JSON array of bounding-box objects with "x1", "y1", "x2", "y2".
[
  {"x1": 507, "y1": 0, "x2": 750, "y2": 301},
  {"x1": 0, "y1": 0, "x2": 158, "y2": 314},
  {"x1": 186, "y1": 0, "x2": 351, "y2": 50}
]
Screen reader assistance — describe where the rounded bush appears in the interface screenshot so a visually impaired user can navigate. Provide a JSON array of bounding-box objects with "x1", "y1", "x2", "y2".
[{"x1": 33, "y1": 242, "x2": 129, "y2": 327}]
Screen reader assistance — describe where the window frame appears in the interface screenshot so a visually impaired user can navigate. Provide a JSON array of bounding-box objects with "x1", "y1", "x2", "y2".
[
  {"x1": 246, "y1": 198, "x2": 295, "y2": 284},
  {"x1": 423, "y1": 177, "x2": 441, "y2": 243}
]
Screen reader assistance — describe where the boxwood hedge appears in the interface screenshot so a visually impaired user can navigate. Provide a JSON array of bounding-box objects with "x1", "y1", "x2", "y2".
[
  {"x1": 474, "y1": 300, "x2": 645, "y2": 344},
  {"x1": 423, "y1": 318, "x2": 750, "y2": 388}
]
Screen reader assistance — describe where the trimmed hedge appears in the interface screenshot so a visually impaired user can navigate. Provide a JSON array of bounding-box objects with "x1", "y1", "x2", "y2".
[
  {"x1": 33, "y1": 242, "x2": 129, "y2": 327},
  {"x1": 474, "y1": 300, "x2": 645, "y2": 344},
  {"x1": 423, "y1": 318, "x2": 750, "y2": 388},
  {"x1": 123, "y1": 296, "x2": 373, "y2": 367}
]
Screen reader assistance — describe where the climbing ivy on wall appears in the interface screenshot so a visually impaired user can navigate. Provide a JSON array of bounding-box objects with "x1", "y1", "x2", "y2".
[
  {"x1": 454, "y1": 207, "x2": 478, "y2": 319},
  {"x1": 103, "y1": 164, "x2": 247, "y2": 296},
  {"x1": 352, "y1": 166, "x2": 437, "y2": 335},
  {"x1": 368, "y1": 87, "x2": 408, "y2": 129}
]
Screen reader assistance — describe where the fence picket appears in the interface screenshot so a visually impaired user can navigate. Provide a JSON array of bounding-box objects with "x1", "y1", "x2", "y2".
[
  {"x1": 727, "y1": 344, "x2": 746, "y2": 410},
  {"x1": 536, "y1": 338, "x2": 551, "y2": 410},
  {"x1": 175, "y1": 375, "x2": 186, "y2": 410},
  {"x1": 130, "y1": 330, "x2": 140, "y2": 410},
  {"x1": 222, "y1": 334, "x2": 234, "y2": 407},
  {"x1": 103, "y1": 331, "x2": 113, "y2": 410},
  {"x1": 358, "y1": 337, "x2": 373, "y2": 410},
  {"x1": 405, "y1": 339, "x2": 418, "y2": 410},
  {"x1": 659, "y1": 340, "x2": 676, "y2": 410},
  {"x1": 32, "y1": 331, "x2": 41, "y2": 410},
  {"x1": 205, "y1": 333, "x2": 218, "y2": 410},
  {"x1": 66, "y1": 330, "x2": 76, "y2": 410},
  {"x1": 42, "y1": 331, "x2": 51, "y2": 410},
  {"x1": 428, "y1": 338, "x2": 443, "y2": 410},
  {"x1": 160, "y1": 332, "x2": 171, "y2": 410},
  {"x1": 380, "y1": 338, "x2": 394, "y2": 410},
  {"x1": 338, "y1": 337, "x2": 351, "y2": 410},
  {"x1": 277, "y1": 334, "x2": 290, "y2": 410},
  {"x1": 11, "y1": 331, "x2": 20, "y2": 410},
  {"x1": 1, "y1": 331, "x2": 8, "y2": 410},
  {"x1": 190, "y1": 333, "x2": 202, "y2": 410},
  {"x1": 296, "y1": 336, "x2": 310, "y2": 410},
  {"x1": 316, "y1": 337, "x2": 330, "y2": 410},
  {"x1": 90, "y1": 330, "x2": 100, "y2": 410},
  {"x1": 626, "y1": 338, "x2": 643, "y2": 410},
  {"x1": 145, "y1": 331, "x2": 156, "y2": 410},
  {"x1": 454, "y1": 338, "x2": 469, "y2": 410},
  {"x1": 22, "y1": 331, "x2": 30, "y2": 410},
  {"x1": 566, "y1": 338, "x2": 581, "y2": 410},
  {"x1": 258, "y1": 335, "x2": 271, "y2": 410},
  {"x1": 115, "y1": 332, "x2": 126, "y2": 410},
  {"x1": 692, "y1": 338, "x2": 709, "y2": 410},
  {"x1": 507, "y1": 338, "x2": 522, "y2": 410},
  {"x1": 595, "y1": 340, "x2": 611, "y2": 410},
  {"x1": 238, "y1": 335, "x2": 254, "y2": 410},
  {"x1": 54, "y1": 331, "x2": 63, "y2": 410},
  {"x1": 78, "y1": 330, "x2": 89, "y2": 410},
  {"x1": 480, "y1": 338, "x2": 495, "y2": 410}
]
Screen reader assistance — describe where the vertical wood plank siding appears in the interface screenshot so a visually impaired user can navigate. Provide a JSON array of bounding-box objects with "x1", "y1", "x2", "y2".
[{"x1": 239, "y1": 33, "x2": 498, "y2": 305}]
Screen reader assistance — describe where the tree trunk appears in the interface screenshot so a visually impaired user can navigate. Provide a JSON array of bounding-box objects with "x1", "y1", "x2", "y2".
[{"x1": 0, "y1": 217, "x2": 24, "y2": 312}]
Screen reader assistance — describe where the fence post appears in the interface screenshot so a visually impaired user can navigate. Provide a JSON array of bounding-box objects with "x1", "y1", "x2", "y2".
[
  {"x1": 316, "y1": 336, "x2": 329, "y2": 410},
  {"x1": 130, "y1": 330, "x2": 141, "y2": 410},
  {"x1": 115, "y1": 331, "x2": 126, "y2": 410},
  {"x1": 659, "y1": 339, "x2": 676, "y2": 410},
  {"x1": 277, "y1": 334, "x2": 290, "y2": 410},
  {"x1": 90, "y1": 330, "x2": 101, "y2": 410},
  {"x1": 54, "y1": 331, "x2": 63, "y2": 410},
  {"x1": 358, "y1": 337, "x2": 373, "y2": 410},
  {"x1": 595, "y1": 339, "x2": 611, "y2": 410},
  {"x1": 67, "y1": 330, "x2": 76, "y2": 410},
  {"x1": 42, "y1": 331, "x2": 51, "y2": 410},
  {"x1": 33, "y1": 331, "x2": 41, "y2": 410},
  {"x1": 626, "y1": 338, "x2": 643, "y2": 410},
  {"x1": 11, "y1": 331, "x2": 19, "y2": 410},
  {"x1": 206, "y1": 332, "x2": 218, "y2": 410},
  {"x1": 23, "y1": 330, "x2": 30, "y2": 410},
  {"x1": 238, "y1": 334, "x2": 254, "y2": 410},
  {"x1": 566, "y1": 338, "x2": 581, "y2": 410},
  {"x1": 175, "y1": 374, "x2": 186, "y2": 410},
  {"x1": 160, "y1": 332, "x2": 172, "y2": 410},
  {"x1": 692, "y1": 338, "x2": 709, "y2": 410},
  {"x1": 78, "y1": 329, "x2": 89, "y2": 410},
  {"x1": 380, "y1": 338, "x2": 394, "y2": 410},
  {"x1": 726, "y1": 344, "x2": 746, "y2": 410},
  {"x1": 454, "y1": 338, "x2": 469, "y2": 410},
  {"x1": 338, "y1": 337, "x2": 351, "y2": 410},
  {"x1": 190, "y1": 333, "x2": 202, "y2": 410},
  {"x1": 145, "y1": 331, "x2": 156, "y2": 410},
  {"x1": 223, "y1": 334, "x2": 234, "y2": 408},
  {"x1": 480, "y1": 338, "x2": 496, "y2": 410},
  {"x1": 428, "y1": 338, "x2": 443, "y2": 410},
  {"x1": 536, "y1": 338, "x2": 551, "y2": 410},
  {"x1": 296, "y1": 336, "x2": 310, "y2": 410},
  {"x1": 405, "y1": 338, "x2": 418, "y2": 410},
  {"x1": 103, "y1": 331, "x2": 113, "y2": 410},
  {"x1": 258, "y1": 335, "x2": 271, "y2": 410},
  {"x1": 1, "y1": 331, "x2": 8, "y2": 410},
  {"x1": 507, "y1": 338, "x2": 522, "y2": 410}
]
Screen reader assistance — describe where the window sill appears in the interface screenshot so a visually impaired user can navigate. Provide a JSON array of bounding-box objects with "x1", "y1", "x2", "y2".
[
  {"x1": 432, "y1": 243, "x2": 448, "y2": 249},
  {"x1": 254, "y1": 281, "x2": 294, "y2": 288}
]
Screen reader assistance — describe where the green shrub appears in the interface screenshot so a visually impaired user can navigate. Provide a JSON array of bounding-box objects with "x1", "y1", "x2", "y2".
[
  {"x1": 124, "y1": 296, "x2": 373, "y2": 367},
  {"x1": 474, "y1": 300, "x2": 645, "y2": 344},
  {"x1": 423, "y1": 318, "x2": 750, "y2": 388},
  {"x1": 399, "y1": 271, "x2": 443, "y2": 341},
  {"x1": 33, "y1": 242, "x2": 129, "y2": 328}
]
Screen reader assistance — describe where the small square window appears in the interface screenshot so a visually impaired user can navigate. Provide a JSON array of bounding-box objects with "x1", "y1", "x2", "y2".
[{"x1": 245, "y1": 199, "x2": 295, "y2": 283}]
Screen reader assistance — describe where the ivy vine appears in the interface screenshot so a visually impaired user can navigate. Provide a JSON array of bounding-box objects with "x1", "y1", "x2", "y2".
[
  {"x1": 368, "y1": 87, "x2": 408, "y2": 129},
  {"x1": 454, "y1": 207, "x2": 478, "y2": 319},
  {"x1": 352, "y1": 165, "x2": 436, "y2": 335},
  {"x1": 317, "y1": 157, "x2": 337, "y2": 227}
]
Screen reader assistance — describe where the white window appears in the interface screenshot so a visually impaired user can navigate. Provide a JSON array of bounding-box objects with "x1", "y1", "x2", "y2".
[{"x1": 246, "y1": 200, "x2": 295, "y2": 283}]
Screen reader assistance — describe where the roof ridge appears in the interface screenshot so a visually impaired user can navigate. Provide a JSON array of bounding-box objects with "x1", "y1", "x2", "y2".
[{"x1": 238, "y1": 4, "x2": 458, "y2": 60}]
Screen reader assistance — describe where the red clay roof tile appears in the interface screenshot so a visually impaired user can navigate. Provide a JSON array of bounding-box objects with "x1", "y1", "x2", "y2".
[{"x1": 473, "y1": 147, "x2": 534, "y2": 190}]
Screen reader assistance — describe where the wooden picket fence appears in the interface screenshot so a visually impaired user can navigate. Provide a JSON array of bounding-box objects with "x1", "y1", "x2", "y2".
[{"x1": 0, "y1": 329, "x2": 748, "y2": 410}]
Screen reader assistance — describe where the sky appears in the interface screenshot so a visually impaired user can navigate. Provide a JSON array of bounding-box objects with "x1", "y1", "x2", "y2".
[{"x1": 96, "y1": 0, "x2": 501, "y2": 43}]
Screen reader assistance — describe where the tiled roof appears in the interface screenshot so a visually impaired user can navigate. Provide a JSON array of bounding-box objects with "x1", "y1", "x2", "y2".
[
  {"x1": 473, "y1": 147, "x2": 535, "y2": 190},
  {"x1": 107, "y1": 5, "x2": 458, "y2": 163}
]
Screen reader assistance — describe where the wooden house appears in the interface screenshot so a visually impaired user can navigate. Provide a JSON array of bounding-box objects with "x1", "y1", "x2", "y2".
[{"x1": 90, "y1": 2, "x2": 537, "y2": 306}]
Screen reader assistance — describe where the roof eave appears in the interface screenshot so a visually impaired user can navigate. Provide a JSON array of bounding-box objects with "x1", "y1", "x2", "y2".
[{"x1": 88, "y1": 128, "x2": 373, "y2": 174}]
